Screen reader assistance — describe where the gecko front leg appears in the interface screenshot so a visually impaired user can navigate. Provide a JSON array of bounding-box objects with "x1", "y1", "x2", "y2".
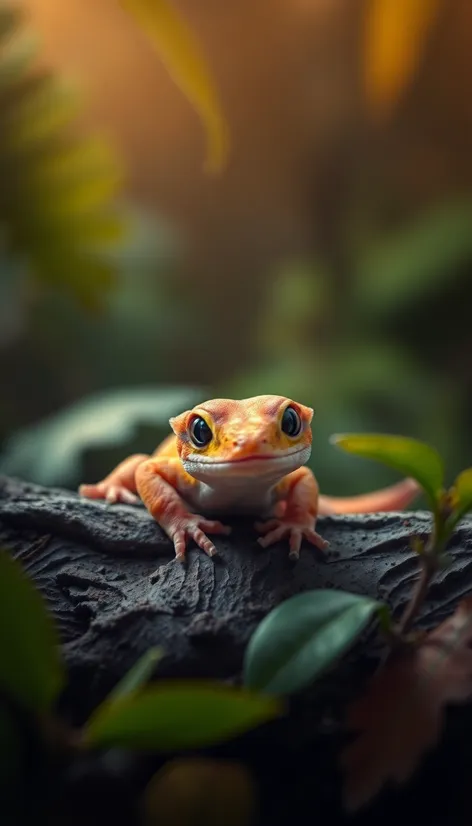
[
  {"x1": 255, "y1": 466, "x2": 329, "y2": 560},
  {"x1": 135, "y1": 458, "x2": 231, "y2": 561},
  {"x1": 79, "y1": 454, "x2": 149, "y2": 504}
]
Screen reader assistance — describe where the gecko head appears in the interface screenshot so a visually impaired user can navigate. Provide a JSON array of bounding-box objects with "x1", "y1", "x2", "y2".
[{"x1": 169, "y1": 395, "x2": 313, "y2": 482}]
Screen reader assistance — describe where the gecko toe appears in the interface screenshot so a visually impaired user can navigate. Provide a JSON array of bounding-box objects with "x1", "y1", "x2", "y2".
[
  {"x1": 254, "y1": 519, "x2": 279, "y2": 534},
  {"x1": 306, "y1": 530, "x2": 329, "y2": 551},
  {"x1": 200, "y1": 519, "x2": 231, "y2": 535},
  {"x1": 191, "y1": 528, "x2": 218, "y2": 557},
  {"x1": 120, "y1": 489, "x2": 139, "y2": 504},
  {"x1": 289, "y1": 529, "x2": 302, "y2": 558}
]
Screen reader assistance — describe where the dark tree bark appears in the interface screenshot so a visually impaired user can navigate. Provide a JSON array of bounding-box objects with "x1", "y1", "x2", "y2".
[{"x1": 1, "y1": 474, "x2": 472, "y2": 826}]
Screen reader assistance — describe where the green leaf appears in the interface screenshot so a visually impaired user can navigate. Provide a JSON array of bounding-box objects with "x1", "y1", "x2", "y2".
[
  {"x1": 376, "y1": 602, "x2": 393, "y2": 634},
  {"x1": 448, "y1": 468, "x2": 472, "y2": 528},
  {"x1": 330, "y1": 433, "x2": 444, "y2": 509},
  {"x1": 83, "y1": 682, "x2": 282, "y2": 751},
  {"x1": 0, "y1": 551, "x2": 64, "y2": 712},
  {"x1": 243, "y1": 590, "x2": 381, "y2": 695},
  {"x1": 0, "y1": 386, "x2": 203, "y2": 487},
  {"x1": 108, "y1": 647, "x2": 163, "y2": 702}
]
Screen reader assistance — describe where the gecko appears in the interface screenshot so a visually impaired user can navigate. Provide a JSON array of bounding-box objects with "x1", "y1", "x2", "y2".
[{"x1": 79, "y1": 394, "x2": 419, "y2": 561}]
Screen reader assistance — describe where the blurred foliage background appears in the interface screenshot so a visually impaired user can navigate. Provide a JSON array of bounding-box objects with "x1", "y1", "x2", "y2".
[{"x1": 0, "y1": 0, "x2": 471, "y2": 499}]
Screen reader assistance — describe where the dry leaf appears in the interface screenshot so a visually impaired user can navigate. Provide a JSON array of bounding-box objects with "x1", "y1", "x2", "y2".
[
  {"x1": 363, "y1": 0, "x2": 442, "y2": 119},
  {"x1": 340, "y1": 597, "x2": 472, "y2": 812},
  {"x1": 119, "y1": 0, "x2": 229, "y2": 173}
]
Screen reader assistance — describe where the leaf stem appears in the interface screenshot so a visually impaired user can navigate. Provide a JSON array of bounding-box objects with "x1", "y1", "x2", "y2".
[
  {"x1": 396, "y1": 519, "x2": 442, "y2": 638},
  {"x1": 396, "y1": 559, "x2": 434, "y2": 635}
]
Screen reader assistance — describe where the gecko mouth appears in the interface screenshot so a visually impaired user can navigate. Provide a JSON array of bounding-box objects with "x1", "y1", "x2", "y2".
[
  {"x1": 189, "y1": 447, "x2": 306, "y2": 465},
  {"x1": 218, "y1": 454, "x2": 285, "y2": 463},
  {"x1": 183, "y1": 446, "x2": 310, "y2": 476}
]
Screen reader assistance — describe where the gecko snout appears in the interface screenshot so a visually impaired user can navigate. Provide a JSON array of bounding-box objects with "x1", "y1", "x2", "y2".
[{"x1": 230, "y1": 434, "x2": 270, "y2": 456}]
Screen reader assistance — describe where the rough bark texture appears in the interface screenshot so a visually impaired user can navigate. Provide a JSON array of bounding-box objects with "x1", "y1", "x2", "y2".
[{"x1": 1, "y1": 474, "x2": 472, "y2": 826}]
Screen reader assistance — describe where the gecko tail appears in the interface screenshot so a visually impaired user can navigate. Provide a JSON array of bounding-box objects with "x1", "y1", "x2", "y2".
[{"x1": 318, "y1": 477, "x2": 420, "y2": 515}]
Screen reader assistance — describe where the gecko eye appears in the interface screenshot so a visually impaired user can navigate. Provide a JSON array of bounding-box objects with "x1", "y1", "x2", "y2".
[
  {"x1": 189, "y1": 416, "x2": 212, "y2": 447},
  {"x1": 281, "y1": 405, "x2": 302, "y2": 437}
]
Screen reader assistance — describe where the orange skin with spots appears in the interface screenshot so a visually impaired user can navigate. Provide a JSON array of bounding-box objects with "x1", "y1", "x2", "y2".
[{"x1": 79, "y1": 395, "x2": 419, "y2": 561}]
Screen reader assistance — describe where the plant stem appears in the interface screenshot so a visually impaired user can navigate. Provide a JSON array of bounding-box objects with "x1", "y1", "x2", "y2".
[{"x1": 397, "y1": 555, "x2": 437, "y2": 636}]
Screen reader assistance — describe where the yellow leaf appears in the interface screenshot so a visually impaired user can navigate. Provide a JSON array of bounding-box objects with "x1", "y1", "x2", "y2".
[
  {"x1": 119, "y1": 0, "x2": 229, "y2": 173},
  {"x1": 363, "y1": 0, "x2": 441, "y2": 118}
]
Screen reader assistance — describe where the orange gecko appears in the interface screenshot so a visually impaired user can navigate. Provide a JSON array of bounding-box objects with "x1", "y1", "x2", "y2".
[{"x1": 79, "y1": 395, "x2": 419, "y2": 561}]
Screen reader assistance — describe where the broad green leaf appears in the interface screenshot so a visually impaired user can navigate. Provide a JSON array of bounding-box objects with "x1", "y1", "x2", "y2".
[
  {"x1": 143, "y1": 758, "x2": 256, "y2": 826},
  {"x1": 120, "y1": 0, "x2": 228, "y2": 173},
  {"x1": 448, "y1": 468, "x2": 472, "y2": 528},
  {"x1": 0, "y1": 386, "x2": 203, "y2": 487},
  {"x1": 0, "y1": 551, "x2": 64, "y2": 712},
  {"x1": 243, "y1": 590, "x2": 381, "y2": 695},
  {"x1": 330, "y1": 433, "x2": 444, "y2": 509},
  {"x1": 108, "y1": 647, "x2": 163, "y2": 702},
  {"x1": 363, "y1": 0, "x2": 441, "y2": 118},
  {"x1": 83, "y1": 682, "x2": 282, "y2": 750}
]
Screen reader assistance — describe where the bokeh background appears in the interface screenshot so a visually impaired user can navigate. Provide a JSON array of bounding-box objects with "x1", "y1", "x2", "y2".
[{"x1": 1, "y1": 0, "x2": 471, "y2": 499}]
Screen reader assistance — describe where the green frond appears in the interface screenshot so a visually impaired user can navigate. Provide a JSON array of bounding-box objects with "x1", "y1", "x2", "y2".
[{"x1": 0, "y1": 2, "x2": 126, "y2": 310}]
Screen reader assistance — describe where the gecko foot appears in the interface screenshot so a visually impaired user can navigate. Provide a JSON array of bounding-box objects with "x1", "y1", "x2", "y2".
[
  {"x1": 255, "y1": 518, "x2": 329, "y2": 560},
  {"x1": 168, "y1": 515, "x2": 232, "y2": 562},
  {"x1": 79, "y1": 482, "x2": 139, "y2": 505}
]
